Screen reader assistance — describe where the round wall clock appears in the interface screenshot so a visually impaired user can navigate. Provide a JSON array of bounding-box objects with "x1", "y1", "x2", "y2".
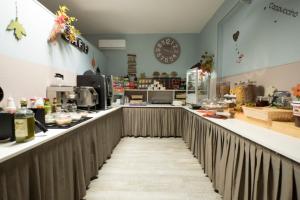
[{"x1": 154, "y1": 37, "x2": 181, "y2": 64}]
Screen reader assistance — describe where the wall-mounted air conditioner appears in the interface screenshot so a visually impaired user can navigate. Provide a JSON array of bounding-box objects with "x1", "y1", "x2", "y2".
[
  {"x1": 240, "y1": 0, "x2": 252, "y2": 4},
  {"x1": 98, "y1": 39, "x2": 126, "y2": 50}
]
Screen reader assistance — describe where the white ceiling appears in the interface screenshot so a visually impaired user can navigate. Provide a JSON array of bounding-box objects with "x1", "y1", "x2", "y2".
[{"x1": 38, "y1": 0, "x2": 224, "y2": 34}]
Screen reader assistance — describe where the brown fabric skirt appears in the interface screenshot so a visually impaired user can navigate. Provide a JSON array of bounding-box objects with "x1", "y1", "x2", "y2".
[
  {"x1": 182, "y1": 111, "x2": 300, "y2": 200},
  {"x1": 0, "y1": 109, "x2": 123, "y2": 200},
  {"x1": 123, "y1": 108, "x2": 183, "y2": 137},
  {"x1": 1, "y1": 107, "x2": 299, "y2": 200}
]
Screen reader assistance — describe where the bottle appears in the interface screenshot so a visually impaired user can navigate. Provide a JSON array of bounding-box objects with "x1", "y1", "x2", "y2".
[
  {"x1": 14, "y1": 99, "x2": 35, "y2": 143},
  {"x1": 52, "y1": 98, "x2": 57, "y2": 113},
  {"x1": 44, "y1": 98, "x2": 51, "y2": 115}
]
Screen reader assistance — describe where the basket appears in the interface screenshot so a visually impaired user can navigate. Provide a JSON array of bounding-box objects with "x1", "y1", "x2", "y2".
[{"x1": 242, "y1": 106, "x2": 293, "y2": 123}]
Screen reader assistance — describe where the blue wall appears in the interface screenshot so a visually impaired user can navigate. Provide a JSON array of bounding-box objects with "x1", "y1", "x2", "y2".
[
  {"x1": 0, "y1": 0, "x2": 106, "y2": 75},
  {"x1": 198, "y1": 0, "x2": 300, "y2": 78},
  {"x1": 86, "y1": 34, "x2": 199, "y2": 78}
]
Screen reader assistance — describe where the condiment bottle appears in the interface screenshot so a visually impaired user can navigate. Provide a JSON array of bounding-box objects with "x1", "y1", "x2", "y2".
[
  {"x1": 52, "y1": 98, "x2": 57, "y2": 113},
  {"x1": 14, "y1": 99, "x2": 35, "y2": 143},
  {"x1": 44, "y1": 98, "x2": 51, "y2": 115}
]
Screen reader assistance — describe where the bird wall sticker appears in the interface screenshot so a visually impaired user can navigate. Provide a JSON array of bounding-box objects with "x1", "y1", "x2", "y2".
[
  {"x1": 7, "y1": 1, "x2": 26, "y2": 40},
  {"x1": 232, "y1": 30, "x2": 244, "y2": 63}
]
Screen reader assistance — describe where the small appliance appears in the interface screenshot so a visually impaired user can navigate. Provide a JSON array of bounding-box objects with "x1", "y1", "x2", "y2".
[
  {"x1": 46, "y1": 86, "x2": 75, "y2": 106},
  {"x1": 77, "y1": 74, "x2": 112, "y2": 110},
  {"x1": 75, "y1": 87, "x2": 99, "y2": 110}
]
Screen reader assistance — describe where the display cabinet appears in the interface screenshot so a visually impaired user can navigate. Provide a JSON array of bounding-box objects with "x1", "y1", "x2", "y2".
[{"x1": 186, "y1": 69, "x2": 210, "y2": 105}]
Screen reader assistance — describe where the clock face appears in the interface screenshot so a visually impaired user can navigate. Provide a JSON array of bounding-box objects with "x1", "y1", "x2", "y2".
[{"x1": 154, "y1": 37, "x2": 181, "y2": 64}]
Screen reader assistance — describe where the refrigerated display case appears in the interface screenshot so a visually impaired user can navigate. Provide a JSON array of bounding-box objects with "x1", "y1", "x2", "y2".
[
  {"x1": 186, "y1": 69, "x2": 210, "y2": 105},
  {"x1": 111, "y1": 76, "x2": 124, "y2": 103}
]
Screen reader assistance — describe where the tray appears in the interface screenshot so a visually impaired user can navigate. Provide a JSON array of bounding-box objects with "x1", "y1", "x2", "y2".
[{"x1": 46, "y1": 117, "x2": 92, "y2": 129}]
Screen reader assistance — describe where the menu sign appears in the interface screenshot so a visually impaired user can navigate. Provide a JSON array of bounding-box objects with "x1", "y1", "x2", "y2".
[{"x1": 61, "y1": 35, "x2": 89, "y2": 54}]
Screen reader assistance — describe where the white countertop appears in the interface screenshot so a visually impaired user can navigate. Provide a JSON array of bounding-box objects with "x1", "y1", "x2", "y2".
[
  {"x1": 1, "y1": 105, "x2": 300, "y2": 164},
  {"x1": 184, "y1": 107, "x2": 300, "y2": 164},
  {"x1": 0, "y1": 107, "x2": 122, "y2": 163}
]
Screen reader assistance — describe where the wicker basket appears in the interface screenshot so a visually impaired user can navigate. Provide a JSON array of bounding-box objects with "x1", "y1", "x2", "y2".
[{"x1": 242, "y1": 106, "x2": 293, "y2": 123}]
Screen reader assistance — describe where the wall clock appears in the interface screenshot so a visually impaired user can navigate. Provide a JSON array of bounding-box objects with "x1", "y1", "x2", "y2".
[{"x1": 154, "y1": 37, "x2": 181, "y2": 64}]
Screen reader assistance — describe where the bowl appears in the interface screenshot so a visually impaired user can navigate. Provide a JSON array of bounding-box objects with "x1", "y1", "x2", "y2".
[
  {"x1": 55, "y1": 114, "x2": 72, "y2": 126},
  {"x1": 70, "y1": 112, "x2": 82, "y2": 121}
]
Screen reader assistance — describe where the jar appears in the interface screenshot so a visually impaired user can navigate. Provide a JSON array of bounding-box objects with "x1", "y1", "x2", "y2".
[
  {"x1": 14, "y1": 102, "x2": 35, "y2": 143},
  {"x1": 256, "y1": 96, "x2": 270, "y2": 107}
]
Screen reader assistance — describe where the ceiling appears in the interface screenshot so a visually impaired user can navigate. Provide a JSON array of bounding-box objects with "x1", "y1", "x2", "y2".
[{"x1": 38, "y1": 0, "x2": 224, "y2": 34}]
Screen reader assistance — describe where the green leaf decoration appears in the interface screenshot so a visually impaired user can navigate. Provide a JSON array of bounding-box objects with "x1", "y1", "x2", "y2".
[{"x1": 7, "y1": 18, "x2": 26, "y2": 40}]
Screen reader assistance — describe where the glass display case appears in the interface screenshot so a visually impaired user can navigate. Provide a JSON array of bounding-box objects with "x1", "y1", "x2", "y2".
[{"x1": 186, "y1": 69, "x2": 210, "y2": 105}]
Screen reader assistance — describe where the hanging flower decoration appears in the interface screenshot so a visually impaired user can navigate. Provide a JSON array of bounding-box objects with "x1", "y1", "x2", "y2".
[
  {"x1": 48, "y1": 5, "x2": 80, "y2": 43},
  {"x1": 199, "y1": 52, "x2": 214, "y2": 74},
  {"x1": 292, "y1": 84, "x2": 300, "y2": 100}
]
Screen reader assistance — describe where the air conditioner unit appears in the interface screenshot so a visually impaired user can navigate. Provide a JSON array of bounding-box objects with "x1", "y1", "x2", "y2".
[
  {"x1": 98, "y1": 39, "x2": 126, "y2": 50},
  {"x1": 240, "y1": 0, "x2": 252, "y2": 4}
]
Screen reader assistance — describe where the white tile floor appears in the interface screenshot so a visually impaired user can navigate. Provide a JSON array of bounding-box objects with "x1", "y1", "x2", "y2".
[{"x1": 84, "y1": 138, "x2": 222, "y2": 200}]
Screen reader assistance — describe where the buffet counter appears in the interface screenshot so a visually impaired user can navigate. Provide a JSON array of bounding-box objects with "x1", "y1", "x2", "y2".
[
  {"x1": 122, "y1": 105, "x2": 300, "y2": 200},
  {"x1": 0, "y1": 107, "x2": 123, "y2": 200},
  {"x1": 1, "y1": 105, "x2": 300, "y2": 200}
]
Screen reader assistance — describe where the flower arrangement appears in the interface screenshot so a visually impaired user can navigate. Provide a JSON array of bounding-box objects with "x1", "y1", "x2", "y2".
[
  {"x1": 48, "y1": 5, "x2": 80, "y2": 43},
  {"x1": 200, "y1": 52, "x2": 214, "y2": 74},
  {"x1": 292, "y1": 83, "x2": 300, "y2": 101}
]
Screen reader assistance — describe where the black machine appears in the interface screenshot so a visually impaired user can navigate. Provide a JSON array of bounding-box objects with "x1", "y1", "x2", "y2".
[{"x1": 77, "y1": 75, "x2": 112, "y2": 110}]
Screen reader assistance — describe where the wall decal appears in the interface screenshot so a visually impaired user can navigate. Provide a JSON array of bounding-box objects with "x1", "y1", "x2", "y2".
[
  {"x1": 7, "y1": 1, "x2": 26, "y2": 40},
  {"x1": 232, "y1": 30, "x2": 245, "y2": 63},
  {"x1": 264, "y1": 2, "x2": 299, "y2": 23}
]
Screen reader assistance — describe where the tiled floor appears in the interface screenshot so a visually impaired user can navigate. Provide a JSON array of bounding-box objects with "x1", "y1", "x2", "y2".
[{"x1": 84, "y1": 138, "x2": 222, "y2": 200}]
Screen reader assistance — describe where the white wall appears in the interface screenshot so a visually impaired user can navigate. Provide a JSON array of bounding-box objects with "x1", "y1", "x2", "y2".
[{"x1": 0, "y1": 0, "x2": 106, "y2": 107}]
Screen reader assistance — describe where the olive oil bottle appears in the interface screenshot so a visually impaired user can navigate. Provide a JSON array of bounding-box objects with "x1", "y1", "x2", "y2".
[{"x1": 14, "y1": 99, "x2": 35, "y2": 143}]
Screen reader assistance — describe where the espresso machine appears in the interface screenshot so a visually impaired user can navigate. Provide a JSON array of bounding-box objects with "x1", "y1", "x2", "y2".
[
  {"x1": 77, "y1": 75, "x2": 112, "y2": 110},
  {"x1": 46, "y1": 86, "x2": 75, "y2": 105},
  {"x1": 75, "y1": 86, "x2": 98, "y2": 110}
]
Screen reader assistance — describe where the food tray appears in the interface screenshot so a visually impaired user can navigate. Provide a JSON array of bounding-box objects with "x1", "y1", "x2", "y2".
[
  {"x1": 242, "y1": 106, "x2": 293, "y2": 124},
  {"x1": 46, "y1": 117, "x2": 92, "y2": 129}
]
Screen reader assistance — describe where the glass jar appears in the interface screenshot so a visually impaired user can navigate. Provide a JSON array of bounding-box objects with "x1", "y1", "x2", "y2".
[{"x1": 14, "y1": 100, "x2": 35, "y2": 143}]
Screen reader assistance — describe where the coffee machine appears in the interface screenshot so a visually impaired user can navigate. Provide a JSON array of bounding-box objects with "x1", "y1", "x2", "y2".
[
  {"x1": 77, "y1": 75, "x2": 112, "y2": 110},
  {"x1": 46, "y1": 86, "x2": 75, "y2": 105}
]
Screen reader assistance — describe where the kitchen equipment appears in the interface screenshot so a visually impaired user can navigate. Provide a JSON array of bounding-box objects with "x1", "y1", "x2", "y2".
[
  {"x1": 46, "y1": 86, "x2": 75, "y2": 107},
  {"x1": 186, "y1": 68, "x2": 210, "y2": 105},
  {"x1": 75, "y1": 86, "x2": 98, "y2": 110},
  {"x1": 271, "y1": 91, "x2": 292, "y2": 109},
  {"x1": 53, "y1": 73, "x2": 64, "y2": 86},
  {"x1": 0, "y1": 112, "x2": 15, "y2": 141},
  {"x1": 77, "y1": 75, "x2": 112, "y2": 110}
]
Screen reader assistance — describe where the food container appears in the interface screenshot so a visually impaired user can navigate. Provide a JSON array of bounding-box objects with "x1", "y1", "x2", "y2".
[
  {"x1": 79, "y1": 111, "x2": 89, "y2": 118},
  {"x1": 256, "y1": 96, "x2": 270, "y2": 107},
  {"x1": 45, "y1": 114, "x2": 56, "y2": 124},
  {"x1": 55, "y1": 113, "x2": 72, "y2": 126},
  {"x1": 70, "y1": 112, "x2": 82, "y2": 121}
]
